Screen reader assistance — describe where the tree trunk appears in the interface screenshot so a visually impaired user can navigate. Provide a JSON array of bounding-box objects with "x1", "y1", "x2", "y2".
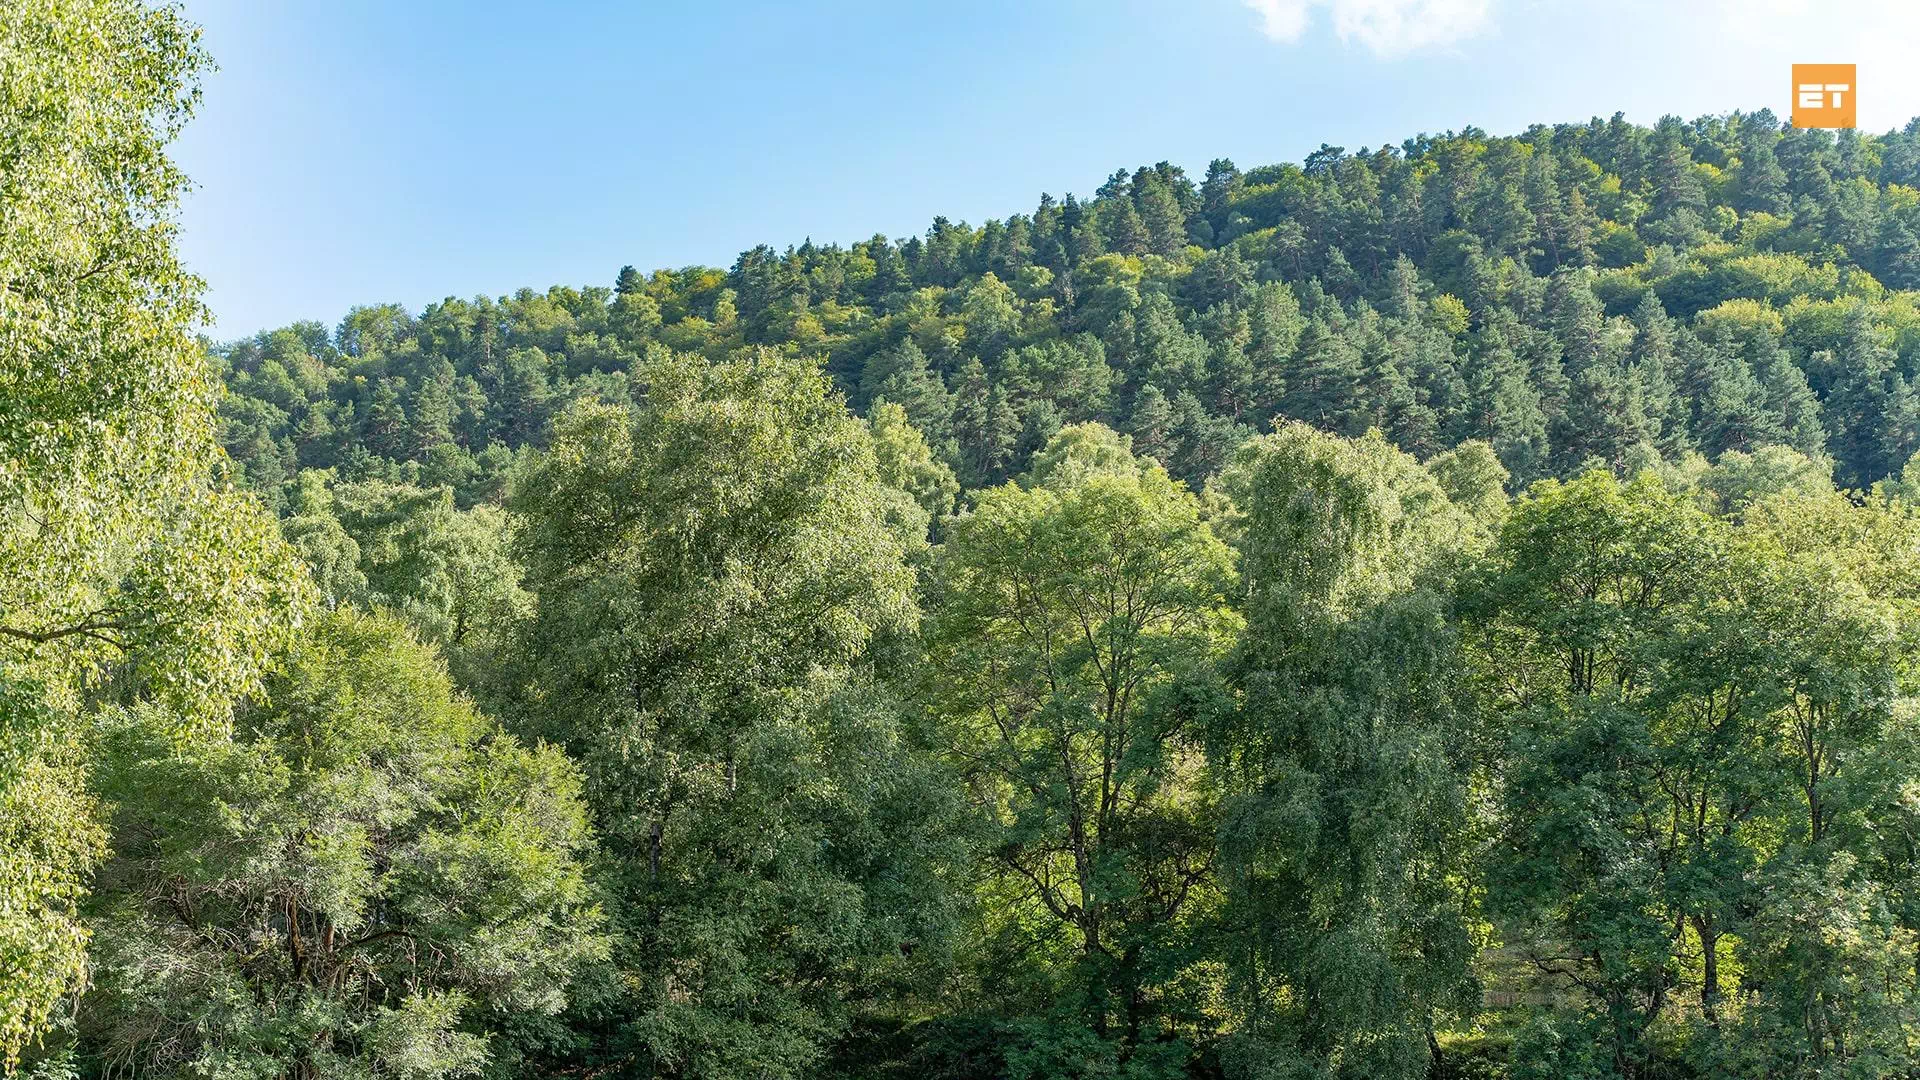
[{"x1": 1698, "y1": 916, "x2": 1721, "y2": 1028}]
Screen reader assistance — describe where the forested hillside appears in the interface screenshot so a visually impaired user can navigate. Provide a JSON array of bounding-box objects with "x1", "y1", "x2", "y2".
[
  {"x1": 16, "y1": 2, "x2": 1920, "y2": 1079},
  {"x1": 218, "y1": 107, "x2": 1920, "y2": 503}
]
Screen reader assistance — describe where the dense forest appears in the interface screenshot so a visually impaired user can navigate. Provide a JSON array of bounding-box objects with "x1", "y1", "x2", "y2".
[
  {"x1": 218, "y1": 79, "x2": 1920, "y2": 503},
  {"x1": 16, "y1": 2, "x2": 1920, "y2": 1080}
]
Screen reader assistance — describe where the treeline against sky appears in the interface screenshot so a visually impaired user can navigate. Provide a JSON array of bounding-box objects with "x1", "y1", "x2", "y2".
[{"x1": 218, "y1": 103, "x2": 1920, "y2": 504}]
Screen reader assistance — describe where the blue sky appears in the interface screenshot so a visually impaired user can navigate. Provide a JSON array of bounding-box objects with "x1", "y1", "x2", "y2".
[{"x1": 173, "y1": 0, "x2": 1920, "y2": 338}]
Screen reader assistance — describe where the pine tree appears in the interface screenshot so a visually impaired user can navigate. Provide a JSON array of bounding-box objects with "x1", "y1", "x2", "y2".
[
  {"x1": 485, "y1": 348, "x2": 553, "y2": 448},
  {"x1": 1211, "y1": 338, "x2": 1257, "y2": 421},
  {"x1": 951, "y1": 357, "x2": 1018, "y2": 486},
  {"x1": 979, "y1": 385, "x2": 1021, "y2": 483},
  {"x1": 1101, "y1": 197, "x2": 1148, "y2": 256},
  {"x1": 1467, "y1": 319, "x2": 1551, "y2": 482},
  {"x1": 364, "y1": 377, "x2": 412, "y2": 461},
  {"x1": 1627, "y1": 294, "x2": 1692, "y2": 457},
  {"x1": 1556, "y1": 359, "x2": 1652, "y2": 473},
  {"x1": 1410, "y1": 324, "x2": 1472, "y2": 447},
  {"x1": 1359, "y1": 323, "x2": 1434, "y2": 454},
  {"x1": 409, "y1": 370, "x2": 457, "y2": 459},
  {"x1": 1321, "y1": 246, "x2": 1363, "y2": 302},
  {"x1": 1248, "y1": 282, "x2": 1306, "y2": 416},
  {"x1": 1383, "y1": 253, "x2": 1424, "y2": 321},
  {"x1": 1648, "y1": 117, "x2": 1707, "y2": 220},
  {"x1": 1524, "y1": 326, "x2": 1572, "y2": 444},
  {"x1": 1168, "y1": 389, "x2": 1246, "y2": 484},
  {"x1": 1825, "y1": 306, "x2": 1902, "y2": 486},
  {"x1": 1754, "y1": 341, "x2": 1825, "y2": 455},
  {"x1": 1546, "y1": 268, "x2": 1607, "y2": 379},
  {"x1": 1886, "y1": 374, "x2": 1920, "y2": 473},
  {"x1": 1281, "y1": 319, "x2": 1365, "y2": 434},
  {"x1": 1200, "y1": 157, "x2": 1243, "y2": 238},
  {"x1": 1016, "y1": 397, "x2": 1064, "y2": 463},
  {"x1": 860, "y1": 339, "x2": 953, "y2": 445},
  {"x1": 867, "y1": 234, "x2": 911, "y2": 301},
  {"x1": 1525, "y1": 150, "x2": 1568, "y2": 268},
  {"x1": 1188, "y1": 244, "x2": 1253, "y2": 309},
  {"x1": 294, "y1": 403, "x2": 341, "y2": 469},
  {"x1": 1735, "y1": 128, "x2": 1791, "y2": 214},
  {"x1": 1134, "y1": 290, "x2": 1209, "y2": 394},
  {"x1": 1683, "y1": 331, "x2": 1776, "y2": 459},
  {"x1": 1137, "y1": 176, "x2": 1188, "y2": 257},
  {"x1": 1876, "y1": 215, "x2": 1920, "y2": 290},
  {"x1": 1129, "y1": 383, "x2": 1176, "y2": 464}
]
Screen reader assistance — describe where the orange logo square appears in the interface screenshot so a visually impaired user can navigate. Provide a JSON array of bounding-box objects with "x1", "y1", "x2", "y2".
[{"x1": 1793, "y1": 64, "x2": 1856, "y2": 128}]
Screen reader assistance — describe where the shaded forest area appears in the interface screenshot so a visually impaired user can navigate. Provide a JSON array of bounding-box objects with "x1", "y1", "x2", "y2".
[{"x1": 16, "y1": 2, "x2": 1920, "y2": 1080}]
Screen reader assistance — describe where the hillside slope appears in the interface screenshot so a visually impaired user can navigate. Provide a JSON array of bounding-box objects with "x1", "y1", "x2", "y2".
[{"x1": 216, "y1": 109, "x2": 1920, "y2": 507}]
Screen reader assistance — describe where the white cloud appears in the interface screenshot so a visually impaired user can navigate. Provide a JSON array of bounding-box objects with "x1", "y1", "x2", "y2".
[
  {"x1": 1242, "y1": 0, "x2": 1314, "y2": 43},
  {"x1": 1241, "y1": 0, "x2": 1494, "y2": 58}
]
